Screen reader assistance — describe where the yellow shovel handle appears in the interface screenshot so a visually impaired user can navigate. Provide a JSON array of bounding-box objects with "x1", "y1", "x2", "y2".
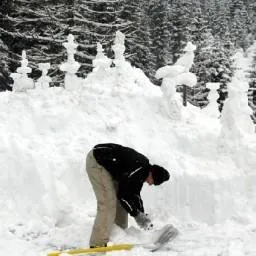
[{"x1": 47, "y1": 243, "x2": 134, "y2": 256}]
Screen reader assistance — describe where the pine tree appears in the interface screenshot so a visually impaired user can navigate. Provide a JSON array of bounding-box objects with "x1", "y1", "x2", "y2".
[
  {"x1": 148, "y1": 0, "x2": 171, "y2": 70},
  {"x1": 169, "y1": 0, "x2": 192, "y2": 63},
  {"x1": 188, "y1": 1, "x2": 211, "y2": 107},
  {"x1": 121, "y1": 0, "x2": 154, "y2": 79},
  {"x1": 0, "y1": 39, "x2": 12, "y2": 91},
  {"x1": 210, "y1": 38, "x2": 234, "y2": 111},
  {"x1": 229, "y1": 0, "x2": 251, "y2": 51},
  {"x1": 247, "y1": 1, "x2": 256, "y2": 36},
  {"x1": 207, "y1": 0, "x2": 230, "y2": 40},
  {"x1": 0, "y1": 0, "x2": 75, "y2": 86}
]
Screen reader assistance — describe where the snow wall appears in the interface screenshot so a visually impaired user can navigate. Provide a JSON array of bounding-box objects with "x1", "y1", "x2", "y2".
[{"x1": 0, "y1": 86, "x2": 255, "y2": 229}]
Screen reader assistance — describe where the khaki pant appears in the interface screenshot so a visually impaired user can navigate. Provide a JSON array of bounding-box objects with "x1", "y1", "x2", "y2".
[{"x1": 86, "y1": 150, "x2": 128, "y2": 247}]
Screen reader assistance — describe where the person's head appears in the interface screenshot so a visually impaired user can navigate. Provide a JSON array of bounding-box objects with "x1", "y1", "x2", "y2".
[{"x1": 145, "y1": 165, "x2": 170, "y2": 186}]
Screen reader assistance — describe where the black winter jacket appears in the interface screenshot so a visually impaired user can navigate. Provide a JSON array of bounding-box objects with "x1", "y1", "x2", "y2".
[{"x1": 93, "y1": 143, "x2": 151, "y2": 217}]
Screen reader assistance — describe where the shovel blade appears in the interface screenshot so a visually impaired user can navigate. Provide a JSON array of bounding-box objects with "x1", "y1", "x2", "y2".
[{"x1": 151, "y1": 224, "x2": 179, "y2": 252}]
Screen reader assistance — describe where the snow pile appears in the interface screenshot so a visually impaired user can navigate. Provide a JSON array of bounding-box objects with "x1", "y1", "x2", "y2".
[{"x1": 0, "y1": 42, "x2": 256, "y2": 256}]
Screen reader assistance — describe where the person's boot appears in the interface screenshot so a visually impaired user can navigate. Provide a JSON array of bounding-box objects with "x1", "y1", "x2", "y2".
[
  {"x1": 90, "y1": 243, "x2": 107, "y2": 248},
  {"x1": 89, "y1": 243, "x2": 107, "y2": 255}
]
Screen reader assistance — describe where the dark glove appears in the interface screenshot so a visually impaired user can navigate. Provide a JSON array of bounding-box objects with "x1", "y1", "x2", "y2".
[{"x1": 134, "y1": 212, "x2": 153, "y2": 230}]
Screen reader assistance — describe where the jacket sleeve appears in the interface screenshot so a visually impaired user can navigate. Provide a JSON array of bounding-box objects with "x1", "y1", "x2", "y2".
[{"x1": 117, "y1": 166, "x2": 147, "y2": 217}]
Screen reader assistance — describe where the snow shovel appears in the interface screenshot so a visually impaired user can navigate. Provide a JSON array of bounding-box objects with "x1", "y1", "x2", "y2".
[{"x1": 47, "y1": 224, "x2": 179, "y2": 256}]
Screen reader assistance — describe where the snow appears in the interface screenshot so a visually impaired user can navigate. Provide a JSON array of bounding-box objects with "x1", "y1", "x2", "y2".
[{"x1": 0, "y1": 42, "x2": 256, "y2": 256}]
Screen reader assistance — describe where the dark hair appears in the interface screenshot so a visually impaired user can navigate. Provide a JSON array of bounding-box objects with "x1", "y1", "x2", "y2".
[{"x1": 151, "y1": 165, "x2": 170, "y2": 185}]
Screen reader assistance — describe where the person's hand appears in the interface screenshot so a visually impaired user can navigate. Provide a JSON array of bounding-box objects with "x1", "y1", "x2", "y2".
[{"x1": 135, "y1": 212, "x2": 153, "y2": 230}]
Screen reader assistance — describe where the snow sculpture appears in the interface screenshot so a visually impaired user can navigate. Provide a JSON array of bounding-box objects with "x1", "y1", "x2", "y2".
[
  {"x1": 220, "y1": 79, "x2": 255, "y2": 138},
  {"x1": 92, "y1": 42, "x2": 112, "y2": 80},
  {"x1": 10, "y1": 50, "x2": 34, "y2": 92},
  {"x1": 161, "y1": 77, "x2": 183, "y2": 120},
  {"x1": 60, "y1": 34, "x2": 82, "y2": 90},
  {"x1": 84, "y1": 42, "x2": 113, "y2": 91},
  {"x1": 93, "y1": 43, "x2": 112, "y2": 71},
  {"x1": 219, "y1": 79, "x2": 255, "y2": 158},
  {"x1": 111, "y1": 31, "x2": 134, "y2": 92},
  {"x1": 110, "y1": 30, "x2": 150, "y2": 94},
  {"x1": 156, "y1": 42, "x2": 197, "y2": 120},
  {"x1": 35, "y1": 63, "x2": 52, "y2": 89},
  {"x1": 205, "y1": 83, "x2": 220, "y2": 118},
  {"x1": 112, "y1": 30, "x2": 126, "y2": 66}
]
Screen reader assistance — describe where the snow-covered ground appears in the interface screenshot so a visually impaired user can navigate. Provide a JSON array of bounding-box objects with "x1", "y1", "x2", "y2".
[{"x1": 0, "y1": 43, "x2": 256, "y2": 256}]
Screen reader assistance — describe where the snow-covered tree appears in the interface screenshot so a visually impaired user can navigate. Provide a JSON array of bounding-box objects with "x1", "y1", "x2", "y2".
[
  {"x1": 120, "y1": 0, "x2": 154, "y2": 81},
  {"x1": 0, "y1": 0, "x2": 74, "y2": 86},
  {"x1": 188, "y1": 1, "x2": 211, "y2": 107},
  {"x1": 248, "y1": 51, "x2": 256, "y2": 124},
  {"x1": 209, "y1": 0, "x2": 230, "y2": 40},
  {"x1": 229, "y1": 0, "x2": 251, "y2": 51},
  {"x1": 0, "y1": 39, "x2": 11, "y2": 91},
  {"x1": 211, "y1": 39, "x2": 234, "y2": 112},
  {"x1": 149, "y1": 0, "x2": 172, "y2": 70},
  {"x1": 168, "y1": 0, "x2": 192, "y2": 63},
  {"x1": 247, "y1": 1, "x2": 256, "y2": 36}
]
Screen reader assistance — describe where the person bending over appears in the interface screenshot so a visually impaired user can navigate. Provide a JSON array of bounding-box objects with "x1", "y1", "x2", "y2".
[{"x1": 86, "y1": 143, "x2": 170, "y2": 248}]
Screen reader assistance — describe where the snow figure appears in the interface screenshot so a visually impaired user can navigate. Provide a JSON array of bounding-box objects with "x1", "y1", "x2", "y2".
[
  {"x1": 220, "y1": 79, "x2": 254, "y2": 138},
  {"x1": 111, "y1": 30, "x2": 136, "y2": 92},
  {"x1": 219, "y1": 79, "x2": 255, "y2": 159},
  {"x1": 92, "y1": 42, "x2": 112, "y2": 80},
  {"x1": 156, "y1": 42, "x2": 197, "y2": 120},
  {"x1": 84, "y1": 42, "x2": 113, "y2": 91},
  {"x1": 35, "y1": 63, "x2": 52, "y2": 89},
  {"x1": 60, "y1": 34, "x2": 82, "y2": 90},
  {"x1": 205, "y1": 83, "x2": 220, "y2": 118},
  {"x1": 220, "y1": 85, "x2": 243, "y2": 142},
  {"x1": 112, "y1": 30, "x2": 126, "y2": 66},
  {"x1": 10, "y1": 50, "x2": 34, "y2": 92},
  {"x1": 160, "y1": 77, "x2": 183, "y2": 120},
  {"x1": 175, "y1": 41, "x2": 196, "y2": 72},
  {"x1": 93, "y1": 43, "x2": 112, "y2": 71}
]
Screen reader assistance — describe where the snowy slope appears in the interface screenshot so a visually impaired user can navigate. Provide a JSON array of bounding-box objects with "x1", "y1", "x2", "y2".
[{"x1": 0, "y1": 45, "x2": 256, "y2": 256}]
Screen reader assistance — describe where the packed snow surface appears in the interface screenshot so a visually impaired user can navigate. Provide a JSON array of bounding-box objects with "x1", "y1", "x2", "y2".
[{"x1": 0, "y1": 45, "x2": 256, "y2": 256}]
